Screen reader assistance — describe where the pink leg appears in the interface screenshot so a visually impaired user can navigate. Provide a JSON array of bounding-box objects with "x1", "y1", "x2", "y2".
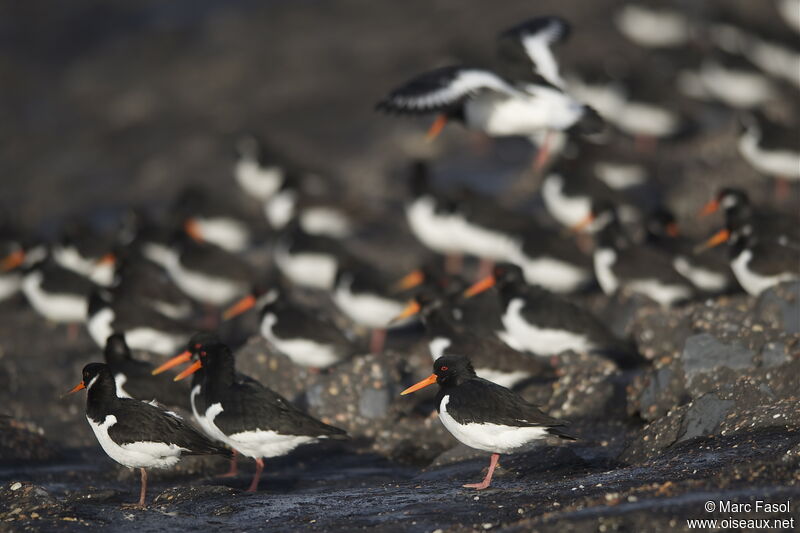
[
  {"x1": 67, "y1": 323, "x2": 79, "y2": 342},
  {"x1": 370, "y1": 328, "x2": 387, "y2": 354},
  {"x1": 774, "y1": 178, "x2": 790, "y2": 201},
  {"x1": 476, "y1": 259, "x2": 494, "y2": 281},
  {"x1": 634, "y1": 134, "x2": 657, "y2": 152},
  {"x1": 532, "y1": 131, "x2": 553, "y2": 171},
  {"x1": 246, "y1": 458, "x2": 264, "y2": 492},
  {"x1": 445, "y1": 254, "x2": 463, "y2": 275},
  {"x1": 122, "y1": 468, "x2": 147, "y2": 508},
  {"x1": 463, "y1": 453, "x2": 500, "y2": 490},
  {"x1": 218, "y1": 449, "x2": 238, "y2": 478}
]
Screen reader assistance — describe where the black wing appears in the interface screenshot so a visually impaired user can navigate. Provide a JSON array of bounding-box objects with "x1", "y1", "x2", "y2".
[
  {"x1": 376, "y1": 66, "x2": 517, "y2": 115},
  {"x1": 213, "y1": 379, "x2": 346, "y2": 438},
  {"x1": 497, "y1": 16, "x2": 570, "y2": 87},
  {"x1": 109, "y1": 398, "x2": 230, "y2": 455},
  {"x1": 442, "y1": 378, "x2": 574, "y2": 438}
]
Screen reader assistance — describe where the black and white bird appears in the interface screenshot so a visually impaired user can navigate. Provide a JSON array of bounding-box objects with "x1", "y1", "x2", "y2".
[
  {"x1": 87, "y1": 288, "x2": 194, "y2": 355},
  {"x1": 737, "y1": 112, "x2": 800, "y2": 186},
  {"x1": 698, "y1": 202, "x2": 800, "y2": 296},
  {"x1": 224, "y1": 282, "x2": 358, "y2": 369},
  {"x1": 22, "y1": 250, "x2": 95, "y2": 325},
  {"x1": 614, "y1": 2, "x2": 693, "y2": 49},
  {"x1": 52, "y1": 221, "x2": 117, "y2": 287},
  {"x1": 377, "y1": 17, "x2": 601, "y2": 163},
  {"x1": 67, "y1": 362, "x2": 230, "y2": 507},
  {"x1": 234, "y1": 135, "x2": 289, "y2": 203},
  {"x1": 169, "y1": 339, "x2": 347, "y2": 492},
  {"x1": 401, "y1": 355, "x2": 575, "y2": 490},
  {"x1": 173, "y1": 186, "x2": 261, "y2": 253},
  {"x1": 273, "y1": 222, "x2": 351, "y2": 291},
  {"x1": 464, "y1": 263, "x2": 639, "y2": 366},
  {"x1": 394, "y1": 291, "x2": 553, "y2": 388},
  {"x1": 579, "y1": 203, "x2": 697, "y2": 306},
  {"x1": 103, "y1": 334, "x2": 190, "y2": 409}
]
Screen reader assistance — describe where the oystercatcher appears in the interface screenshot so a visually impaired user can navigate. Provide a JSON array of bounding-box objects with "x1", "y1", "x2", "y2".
[
  {"x1": 402, "y1": 355, "x2": 575, "y2": 490},
  {"x1": 274, "y1": 222, "x2": 351, "y2": 291},
  {"x1": 143, "y1": 233, "x2": 253, "y2": 307},
  {"x1": 169, "y1": 339, "x2": 347, "y2": 492},
  {"x1": 464, "y1": 263, "x2": 638, "y2": 366},
  {"x1": 234, "y1": 135, "x2": 287, "y2": 202},
  {"x1": 224, "y1": 282, "x2": 357, "y2": 369},
  {"x1": 737, "y1": 112, "x2": 800, "y2": 192},
  {"x1": 67, "y1": 362, "x2": 230, "y2": 507},
  {"x1": 644, "y1": 209, "x2": 735, "y2": 294},
  {"x1": 577, "y1": 203, "x2": 697, "y2": 306},
  {"x1": 333, "y1": 260, "x2": 406, "y2": 353},
  {"x1": 87, "y1": 288, "x2": 194, "y2": 356},
  {"x1": 698, "y1": 203, "x2": 800, "y2": 296},
  {"x1": 22, "y1": 251, "x2": 95, "y2": 325},
  {"x1": 615, "y1": 3, "x2": 692, "y2": 49},
  {"x1": 395, "y1": 291, "x2": 553, "y2": 388},
  {"x1": 53, "y1": 221, "x2": 116, "y2": 287},
  {"x1": 103, "y1": 334, "x2": 190, "y2": 409},
  {"x1": 173, "y1": 186, "x2": 260, "y2": 253},
  {"x1": 699, "y1": 188, "x2": 800, "y2": 247}
]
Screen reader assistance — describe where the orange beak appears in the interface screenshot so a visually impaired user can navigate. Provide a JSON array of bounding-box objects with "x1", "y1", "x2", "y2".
[
  {"x1": 426, "y1": 114, "x2": 448, "y2": 142},
  {"x1": 464, "y1": 275, "x2": 496, "y2": 298},
  {"x1": 97, "y1": 252, "x2": 116, "y2": 266},
  {"x1": 666, "y1": 222, "x2": 680, "y2": 238},
  {"x1": 152, "y1": 350, "x2": 191, "y2": 375},
  {"x1": 391, "y1": 269, "x2": 425, "y2": 293},
  {"x1": 1, "y1": 249, "x2": 25, "y2": 272},
  {"x1": 184, "y1": 218, "x2": 204, "y2": 243},
  {"x1": 174, "y1": 360, "x2": 202, "y2": 381},
  {"x1": 571, "y1": 214, "x2": 595, "y2": 232},
  {"x1": 223, "y1": 294, "x2": 256, "y2": 321},
  {"x1": 401, "y1": 373, "x2": 438, "y2": 395},
  {"x1": 699, "y1": 198, "x2": 720, "y2": 217},
  {"x1": 695, "y1": 229, "x2": 730, "y2": 253},
  {"x1": 389, "y1": 300, "x2": 421, "y2": 324},
  {"x1": 66, "y1": 381, "x2": 86, "y2": 395}
]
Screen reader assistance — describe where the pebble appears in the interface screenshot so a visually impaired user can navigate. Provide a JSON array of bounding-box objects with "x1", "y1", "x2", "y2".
[{"x1": 10, "y1": 482, "x2": 21, "y2": 491}]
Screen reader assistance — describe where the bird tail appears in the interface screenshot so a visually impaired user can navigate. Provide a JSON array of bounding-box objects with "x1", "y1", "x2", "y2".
[{"x1": 547, "y1": 425, "x2": 577, "y2": 441}]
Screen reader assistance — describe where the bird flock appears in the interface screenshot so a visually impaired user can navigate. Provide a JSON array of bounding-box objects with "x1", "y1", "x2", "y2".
[{"x1": 2, "y1": 4, "x2": 799, "y2": 508}]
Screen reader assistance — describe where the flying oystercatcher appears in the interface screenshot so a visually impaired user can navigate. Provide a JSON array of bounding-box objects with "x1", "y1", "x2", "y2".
[
  {"x1": 103, "y1": 333, "x2": 190, "y2": 409},
  {"x1": 377, "y1": 17, "x2": 601, "y2": 168},
  {"x1": 464, "y1": 263, "x2": 639, "y2": 367},
  {"x1": 165, "y1": 338, "x2": 347, "y2": 492},
  {"x1": 67, "y1": 362, "x2": 230, "y2": 507},
  {"x1": 402, "y1": 355, "x2": 575, "y2": 490},
  {"x1": 224, "y1": 281, "x2": 357, "y2": 369}
]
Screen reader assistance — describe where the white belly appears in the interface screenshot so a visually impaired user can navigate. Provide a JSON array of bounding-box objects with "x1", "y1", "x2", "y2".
[
  {"x1": 451, "y1": 220, "x2": 519, "y2": 261},
  {"x1": 700, "y1": 63, "x2": 774, "y2": 108},
  {"x1": 731, "y1": 249, "x2": 798, "y2": 296},
  {"x1": 502, "y1": 299, "x2": 594, "y2": 355},
  {"x1": 509, "y1": 250, "x2": 591, "y2": 293},
  {"x1": 467, "y1": 89, "x2": 582, "y2": 136},
  {"x1": 22, "y1": 272, "x2": 87, "y2": 323},
  {"x1": 333, "y1": 286, "x2": 404, "y2": 328},
  {"x1": 300, "y1": 208, "x2": 352, "y2": 238},
  {"x1": 593, "y1": 248, "x2": 619, "y2": 295},
  {"x1": 739, "y1": 133, "x2": 800, "y2": 179},
  {"x1": 627, "y1": 279, "x2": 692, "y2": 307},
  {"x1": 615, "y1": 102, "x2": 679, "y2": 137},
  {"x1": 615, "y1": 5, "x2": 689, "y2": 48},
  {"x1": 593, "y1": 162, "x2": 647, "y2": 190},
  {"x1": 260, "y1": 314, "x2": 341, "y2": 368},
  {"x1": 542, "y1": 174, "x2": 591, "y2": 228},
  {"x1": 405, "y1": 197, "x2": 460, "y2": 254},
  {"x1": 438, "y1": 396, "x2": 547, "y2": 454},
  {"x1": 673, "y1": 256, "x2": 729, "y2": 292},
  {"x1": 0, "y1": 273, "x2": 22, "y2": 301},
  {"x1": 195, "y1": 217, "x2": 250, "y2": 252},
  {"x1": 275, "y1": 247, "x2": 337, "y2": 290},
  {"x1": 235, "y1": 161, "x2": 283, "y2": 201},
  {"x1": 87, "y1": 308, "x2": 114, "y2": 347},
  {"x1": 87, "y1": 415, "x2": 184, "y2": 469},
  {"x1": 53, "y1": 246, "x2": 114, "y2": 287},
  {"x1": 125, "y1": 328, "x2": 188, "y2": 356},
  {"x1": 168, "y1": 259, "x2": 247, "y2": 306}
]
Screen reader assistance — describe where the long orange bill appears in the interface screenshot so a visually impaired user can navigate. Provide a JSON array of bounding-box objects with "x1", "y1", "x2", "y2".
[
  {"x1": 666, "y1": 222, "x2": 680, "y2": 238},
  {"x1": 571, "y1": 214, "x2": 595, "y2": 233},
  {"x1": 1, "y1": 249, "x2": 25, "y2": 272},
  {"x1": 152, "y1": 351, "x2": 191, "y2": 375},
  {"x1": 426, "y1": 114, "x2": 448, "y2": 142},
  {"x1": 66, "y1": 381, "x2": 85, "y2": 395},
  {"x1": 184, "y1": 218, "x2": 204, "y2": 243},
  {"x1": 391, "y1": 269, "x2": 425, "y2": 293},
  {"x1": 223, "y1": 294, "x2": 256, "y2": 321},
  {"x1": 401, "y1": 373, "x2": 438, "y2": 395},
  {"x1": 464, "y1": 275, "x2": 496, "y2": 298},
  {"x1": 695, "y1": 229, "x2": 730, "y2": 253},
  {"x1": 174, "y1": 360, "x2": 202, "y2": 381},
  {"x1": 389, "y1": 300, "x2": 421, "y2": 324},
  {"x1": 96, "y1": 252, "x2": 116, "y2": 266},
  {"x1": 699, "y1": 199, "x2": 720, "y2": 217}
]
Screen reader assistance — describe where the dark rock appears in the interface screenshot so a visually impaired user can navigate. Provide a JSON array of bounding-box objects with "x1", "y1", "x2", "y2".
[
  {"x1": 755, "y1": 281, "x2": 800, "y2": 334},
  {"x1": 681, "y1": 333, "x2": 755, "y2": 384},
  {"x1": 0, "y1": 417, "x2": 60, "y2": 463}
]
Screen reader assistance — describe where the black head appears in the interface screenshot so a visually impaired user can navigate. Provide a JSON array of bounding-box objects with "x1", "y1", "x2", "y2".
[
  {"x1": 433, "y1": 355, "x2": 476, "y2": 387},
  {"x1": 187, "y1": 331, "x2": 222, "y2": 355},
  {"x1": 414, "y1": 290, "x2": 444, "y2": 317},
  {"x1": 716, "y1": 188, "x2": 749, "y2": 211},
  {"x1": 492, "y1": 262, "x2": 525, "y2": 287},
  {"x1": 103, "y1": 334, "x2": 131, "y2": 363},
  {"x1": 68, "y1": 362, "x2": 114, "y2": 396},
  {"x1": 645, "y1": 208, "x2": 679, "y2": 240}
]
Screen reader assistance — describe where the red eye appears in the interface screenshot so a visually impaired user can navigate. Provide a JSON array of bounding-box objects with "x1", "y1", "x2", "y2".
[
  {"x1": 440, "y1": 366, "x2": 448, "y2": 371},
  {"x1": 201, "y1": 351, "x2": 206, "y2": 356},
  {"x1": 194, "y1": 343, "x2": 201, "y2": 349}
]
